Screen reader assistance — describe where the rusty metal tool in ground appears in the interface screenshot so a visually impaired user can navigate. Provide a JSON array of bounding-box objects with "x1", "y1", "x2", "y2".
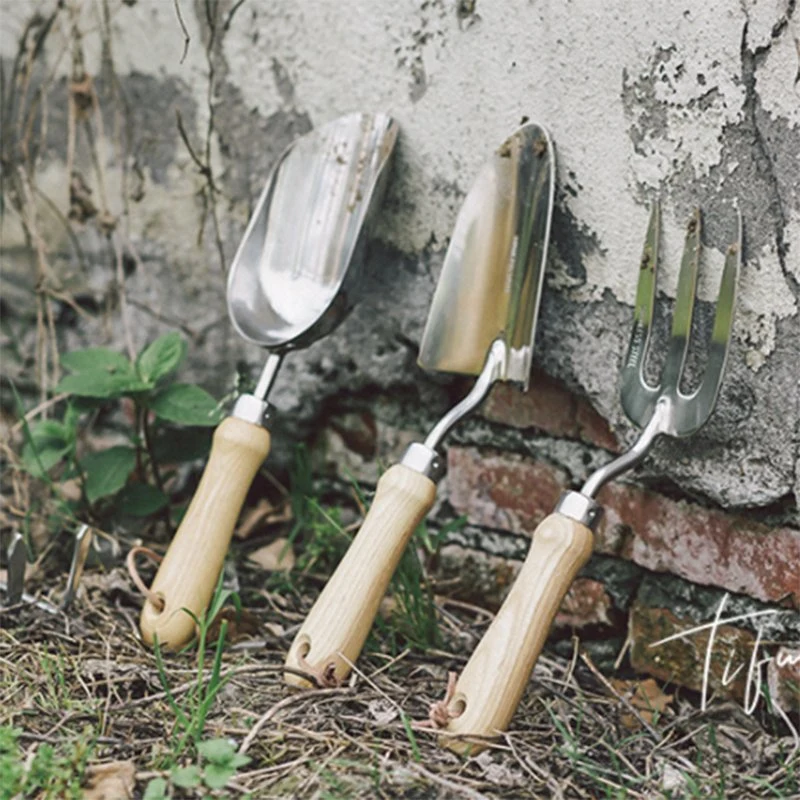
[
  {"x1": 139, "y1": 113, "x2": 398, "y2": 649},
  {"x1": 3, "y1": 533, "x2": 26, "y2": 606},
  {"x1": 285, "y1": 122, "x2": 556, "y2": 688},
  {"x1": 438, "y1": 202, "x2": 741, "y2": 754},
  {"x1": 0, "y1": 526, "x2": 93, "y2": 614}
]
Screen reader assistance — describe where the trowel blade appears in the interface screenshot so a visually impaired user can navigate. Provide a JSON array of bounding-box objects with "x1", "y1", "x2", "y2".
[{"x1": 418, "y1": 123, "x2": 555, "y2": 391}]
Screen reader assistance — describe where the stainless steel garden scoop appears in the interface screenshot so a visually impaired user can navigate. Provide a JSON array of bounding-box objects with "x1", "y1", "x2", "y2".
[
  {"x1": 438, "y1": 202, "x2": 741, "y2": 754},
  {"x1": 139, "y1": 112, "x2": 398, "y2": 649},
  {"x1": 285, "y1": 122, "x2": 556, "y2": 688}
]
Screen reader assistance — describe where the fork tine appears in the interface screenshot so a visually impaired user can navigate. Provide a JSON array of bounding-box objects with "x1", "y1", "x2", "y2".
[
  {"x1": 660, "y1": 209, "x2": 701, "y2": 390},
  {"x1": 674, "y1": 210, "x2": 741, "y2": 432},
  {"x1": 620, "y1": 203, "x2": 662, "y2": 425},
  {"x1": 6, "y1": 532, "x2": 25, "y2": 605}
]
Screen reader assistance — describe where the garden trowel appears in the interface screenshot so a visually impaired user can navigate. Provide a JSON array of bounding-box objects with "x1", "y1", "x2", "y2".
[{"x1": 285, "y1": 121, "x2": 556, "y2": 688}]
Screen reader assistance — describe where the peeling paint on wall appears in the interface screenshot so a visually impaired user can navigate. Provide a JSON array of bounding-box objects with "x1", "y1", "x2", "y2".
[{"x1": 1, "y1": 0, "x2": 798, "y2": 512}]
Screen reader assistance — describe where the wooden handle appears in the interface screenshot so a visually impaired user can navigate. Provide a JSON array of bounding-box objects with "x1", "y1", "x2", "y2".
[
  {"x1": 139, "y1": 417, "x2": 270, "y2": 649},
  {"x1": 285, "y1": 464, "x2": 436, "y2": 687},
  {"x1": 441, "y1": 512, "x2": 593, "y2": 754}
]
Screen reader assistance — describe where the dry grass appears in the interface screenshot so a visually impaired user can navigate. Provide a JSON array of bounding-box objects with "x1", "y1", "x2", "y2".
[{"x1": 1, "y1": 551, "x2": 797, "y2": 799}]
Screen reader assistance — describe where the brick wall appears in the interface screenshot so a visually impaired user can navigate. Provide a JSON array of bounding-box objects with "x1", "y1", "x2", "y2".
[{"x1": 320, "y1": 368, "x2": 800, "y2": 718}]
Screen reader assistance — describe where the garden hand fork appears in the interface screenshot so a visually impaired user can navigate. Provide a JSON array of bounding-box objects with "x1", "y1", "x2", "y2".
[{"x1": 437, "y1": 201, "x2": 741, "y2": 753}]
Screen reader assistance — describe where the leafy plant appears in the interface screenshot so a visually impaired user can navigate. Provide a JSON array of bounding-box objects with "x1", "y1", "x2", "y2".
[
  {"x1": 285, "y1": 446, "x2": 353, "y2": 575},
  {"x1": 152, "y1": 572, "x2": 237, "y2": 759},
  {"x1": 143, "y1": 739, "x2": 250, "y2": 799},
  {"x1": 380, "y1": 515, "x2": 466, "y2": 652},
  {"x1": 17, "y1": 332, "x2": 222, "y2": 528},
  {"x1": 294, "y1": 499, "x2": 352, "y2": 575},
  {"x1": 197, "y1": 738, "x2": 251, "y2": 789},
  {"x1": 0, "y1": 724, "x2": 94, "y2": 800}
]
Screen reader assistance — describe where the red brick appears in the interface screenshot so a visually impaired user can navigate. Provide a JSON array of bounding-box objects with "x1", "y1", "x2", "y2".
[
  {"x1": 631, "y1": 605, "x2": 798, "y2": 718},
  {"x1": 575, "y1": 400, "x2": 619, "y2": 453},
  {"x1": 446, "y1": 447, "x2": 564, "y2": 533},
  {"x1": 482, "y1": 368, "x2": 620, "y2": 452},
  {"x1": 555, "y1": 578, "x2": 613, "y2": 629},
  {"x1": 446, "y1": 446, "x2": 800, "y2": 606},
  {"x1": 596, "y1": 483, "x2": 800, "y2": 606},
  {"x1": 629, "y1": 603, "x2": 757, "y2": 701}
]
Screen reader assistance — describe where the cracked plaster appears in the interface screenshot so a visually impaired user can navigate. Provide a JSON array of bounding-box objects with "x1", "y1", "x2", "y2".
[{"x1": 1, "y1": 0, "x2": 798, "y2": 511}]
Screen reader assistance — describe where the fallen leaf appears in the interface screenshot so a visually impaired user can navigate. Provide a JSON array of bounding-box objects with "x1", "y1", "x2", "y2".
[
  {"x1": 367, "y1": 699, "x2": 398, "y2": 726},
  {"x1": 207, "y1": 606, "x2": 262, "y2": 643},
  {"x1": 82, "y1": 567, "x2": 135, "y2": 597},
  {"x1": 611, "y1": 677, "x2": 673, "y2": 729},
  {"x1": 631, "y1": 678, "x2": 673, "y2": 712},
  {"x1": 247, "y1": 538, "x2": 295, "y2": 572},
  {"x1": 235, "y1": 499, "x2": 292, "y2": 540},
  {"x1": 83, "y1": 760, "x2": 135, "y2": 799},
  {"x1": 264, "y1": 622, "x2": 285, "y2": 638},
  {"x1": 379, "y1": 596, "x2": 398, "y2": 620}
]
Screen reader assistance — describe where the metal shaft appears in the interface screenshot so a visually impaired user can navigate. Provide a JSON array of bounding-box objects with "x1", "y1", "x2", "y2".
[
  {"x1": 254, "y1": 352, "x2": 284, "y2": 400},
  {"x1": 423, "y1": 339, "x2": 507, "y2": 452},
  {"x1": 580, "y1": 394, "x2": 668, "y2": 499}
]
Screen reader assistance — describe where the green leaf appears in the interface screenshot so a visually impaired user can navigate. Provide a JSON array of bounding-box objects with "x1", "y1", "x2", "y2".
[
  {"x1": 79, "y1": 446, "x2": 136, "y2": 504},
  {"x1": 197, "y1": 738, "x2": 236, "y2": 764},
  {"x1": 229, "y1": 753, "x2": 251, "y2": 770},
  {"x1": 29, "y1": 419, "x2": 68, "y2": 440},
  {"x1": 202, "y1": 763, "x2": 235, "y2": 790},
  {"x1": 62, "y1": 402, "x2": 81, "y2": 437},
  {"x1": 142, "y1": 777, "x2": 169, "y2": 800},
  {"x1": 58, "y1": 346, "x2": 151, "y2": 398},
  {"x1": 171, "y1": 765, "x2": 201, "y2": 788},
  {"x1": 20, "y1": 420, "x2": 72, "y2": 477},
  {"x1": 116, "y1": 483, "x2": 169, "y2": 517},
  {"x1": 56, "y1": 369, "x2": 151, "y2": 399},
  {"x1": 149, "y1": 384, "x2": 223, "y2": 427},
  {"x1": 61, "y1": 347, "x2": 131, "y2": 373},
  {"x1": 21, "y1": 442, "x2": 70, "y2": 477},
  {"x1": 137, "y1": 333, "x2": 187, "y2": 384}
]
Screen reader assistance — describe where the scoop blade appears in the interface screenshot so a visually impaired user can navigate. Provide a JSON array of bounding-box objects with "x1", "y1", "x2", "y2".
[
  {"x1": 418, "y1": 123, "x2": 555, "y2": 391},
  {"x1": 228, "y1": 112, "x2": 398, "y2": 349}
]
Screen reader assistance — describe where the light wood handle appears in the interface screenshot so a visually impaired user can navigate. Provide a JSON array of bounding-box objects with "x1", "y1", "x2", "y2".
[
  {"x1": 442, "y1": 512, "x2": 593, "y2": 754},
  {"x1": 285, "y1": 464, "x2": 436, "y2": 687},
  {"x1": 139, "y1": 417, "x2": 271, "y2": 649}
]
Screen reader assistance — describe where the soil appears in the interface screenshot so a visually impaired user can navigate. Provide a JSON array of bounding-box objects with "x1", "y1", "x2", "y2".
[{"x1": 2, "y1": 544, "x2": 797, "y2": 799}]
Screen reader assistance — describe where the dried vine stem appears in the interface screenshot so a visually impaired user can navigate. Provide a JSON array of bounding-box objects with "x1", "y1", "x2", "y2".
[
  {"x1": 173, "y1": 0, "x2": 191, "y2": 63},
  {"x1": 14, "y1": 167, "x2": 61, "y2": 403}
]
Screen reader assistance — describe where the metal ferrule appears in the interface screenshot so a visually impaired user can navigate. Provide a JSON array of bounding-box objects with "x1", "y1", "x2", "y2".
[
  {"x1": 232, "y1": 394, "x2": 272, "y2": 428},
  {"x1": 555, "y1": 490, "x2": 603, "y2": 532},
  {"x1": 400, "y1": 442, "x2": 445, "y2": 482}
]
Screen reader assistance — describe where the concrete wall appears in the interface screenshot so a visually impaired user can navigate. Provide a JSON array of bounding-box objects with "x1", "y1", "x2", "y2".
[{"x1": 1, "y1": 0, "x2": 798, "y2": 699}]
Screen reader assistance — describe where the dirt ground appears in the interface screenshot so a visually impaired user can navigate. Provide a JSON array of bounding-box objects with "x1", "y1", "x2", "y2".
[{"x1": 2, "y1": 540, "x2": 798, "y2": 800}]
